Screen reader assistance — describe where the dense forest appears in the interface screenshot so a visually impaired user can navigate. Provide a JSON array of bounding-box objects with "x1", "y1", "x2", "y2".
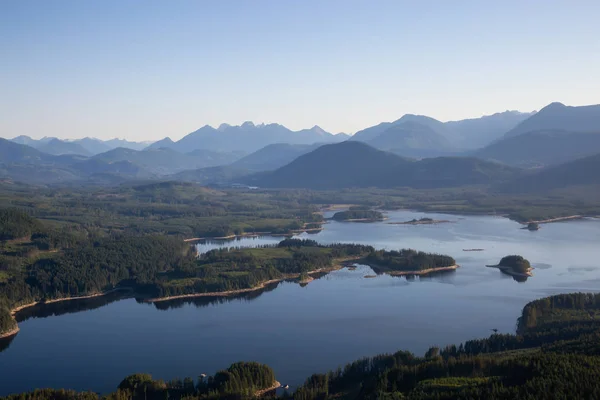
[
  {"x1": 496, "y1": 255, "x2": 532, "y2": 273},
  {"x1": 365, "y1": 249, "x2": 456, "y2": 273},
  {"x1": 1, "y1": 362, "x2": 277, "y2": 400},
  {"x1": 331, "y1": 210, "x2": 384, "y2": 221},
  {"x1": 3, "y1": 293, "x2": 600, "y2": 399}
]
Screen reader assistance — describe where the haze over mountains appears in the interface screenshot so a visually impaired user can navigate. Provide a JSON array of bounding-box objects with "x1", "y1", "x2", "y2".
[
  {"x1": 147, "y1": 122, "x2": 349, "y2": 153},
  {"x1": 1, "y1": 101, "x2": 600, "y2": 191}
]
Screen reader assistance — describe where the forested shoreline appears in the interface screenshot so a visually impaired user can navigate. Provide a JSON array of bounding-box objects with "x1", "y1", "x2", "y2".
[{"x1": 3, "y1": 293, "x2": 600, "y2": 399}]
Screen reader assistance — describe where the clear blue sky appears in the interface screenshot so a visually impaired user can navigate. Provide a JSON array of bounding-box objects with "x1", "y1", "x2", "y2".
[{"x1": 1, "y1": 0, "x2": 599, "y2": 141}]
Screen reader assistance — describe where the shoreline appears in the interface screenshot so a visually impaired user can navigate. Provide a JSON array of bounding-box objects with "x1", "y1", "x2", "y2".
[
  {"x1": 523, "y1": 215, "x2": 583, "y2": 225},
  {"x1": 10, "y1": 288, "x2": 131, "y2": 317},
  {"x1": 486, "y1": 264, "x2": 534, "y2": 277},
  {"x1": 145, "y1": 257, "x2": 360, "y2": 303},
  {"x1": 0, "y1": 326, "x2": 19, "y2": 340},
  {"x1": 183, "y1": 227, "x2": 324, "y2": 242},
  {"x1": 388, "y1": 219, "x2": 452, "y2": 225},
  {"x1": 349, "y1": 259, "x2": 460, "y2": 276},
  {"x1": 255, "y1": 380, "x2": 281, "y2": 397},
  {"x1": 384, "y1": 264, "x2": 460, "y2": 276}
]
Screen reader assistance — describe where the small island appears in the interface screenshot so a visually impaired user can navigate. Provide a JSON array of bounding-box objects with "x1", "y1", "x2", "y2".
[
  {"x1": 331, "y1": 209, "x2": 384, "y2": 222},
  {"x1": 524, "y1": 222, "x2": 540, "y2": 231},
  {"x1": 389, "y1": 217, "x2": 451, "y2": 225},
  {"x1": 359, "y1": 249, "x2": 458, "y2": 276},
  {"x1": 487, "y1": 255, "x2": 533, "y2": 277}
]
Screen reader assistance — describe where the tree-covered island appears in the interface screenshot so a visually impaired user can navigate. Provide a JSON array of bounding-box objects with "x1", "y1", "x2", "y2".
[
  {"x1": 487, "y1": 255, "x2": 533, "y2": 277},
  {"x1": 331, "y1": 209, "x2": 384, "y2": 222},
  {"x1": 360, "y1": 249, "x2": 458, "y2": 275}
]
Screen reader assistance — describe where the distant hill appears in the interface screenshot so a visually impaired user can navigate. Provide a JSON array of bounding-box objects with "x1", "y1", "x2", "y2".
[
  {"x1": 351, "y1": 111, "x2": 531, "y2": 152},
  {"x1": 244, "y1": 141, "x2": 518, "y2": 189},
  {"x1": 92, "y1": 147, "x2": 242, "y2": 175},
  {"x1": 0, "y1": 138, "x2": 56, "y2": 164},
  {"x1": 147, "y1": 122, "x2": 347, "y2": 153},
  {"x1": 499, "y1": 153, "x2": 600, "y2": 193},
  {"x1": 231, "y1": 143, "x2": 323, "y2": 171},
  {"x1": 367, "y1": 121, "x2": 453, "y2": 156},
  {"x1": 36, "y1": 138, "x2": 92, "y2": 156},
  {"x1": 504, "y1": 102, "x2": 600, "y2": 138},
  {"x1": 475, "y1": 130, "x2": 600, "y2": 167},
  {"x1": 9, "y1": 135, "x2": 150, "y2": 155},
  {"x1": 171, "y1": 165, "x2": 251, "y2": 185},
  {"x1": 146, "y1": 137, "x2": 176, "y2": 150},
  {"x1": 445, "y1": 111, "x2": 533, "y2": 149}
]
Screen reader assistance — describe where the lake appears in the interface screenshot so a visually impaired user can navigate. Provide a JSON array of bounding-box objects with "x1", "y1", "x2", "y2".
[{"x1": 1, "y1": 210, "x2": 600, "y2": 395}]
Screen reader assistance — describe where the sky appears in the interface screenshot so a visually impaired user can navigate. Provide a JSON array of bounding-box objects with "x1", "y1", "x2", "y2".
[{"x1": 1, "y1": 1, "x2": 600, "y2": 142}]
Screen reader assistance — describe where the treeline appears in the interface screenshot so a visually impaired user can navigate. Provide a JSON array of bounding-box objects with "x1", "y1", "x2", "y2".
[
  {"x1": 497, "y1": 255, "x2": 531, "y2": 273},
  {"x1": 366, "y1": 249, "x2": 456, "y2": 272},
  {"x1": 0, "y1": 234, "x2": 196, "y2": 311},
  {"x1": 331, "y1": 210, "x2": 383, "y2": 221},
  {"x1": 150, "y1": 240, "x2": 374, "y2": 298},
  {"x1": 1, "y1": 362, "x2": 276, "y2": 400},
  {"x1": 292, "y1": 292, "x2": 600, "y2": 399},
  {"x1": 0, "y1": 209, "x2": 42, "y2": 241}
]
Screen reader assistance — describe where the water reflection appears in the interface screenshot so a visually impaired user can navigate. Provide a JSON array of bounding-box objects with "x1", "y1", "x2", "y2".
[
  {"x1": 149, "y1": 281, "x2": 283, "y2": 311},
  {"x1": 0, "y1": 334, "x2": 16, "y2": 353},
  {"x1": 14, "y1": 290, "x2": 132, "y2": 324}
]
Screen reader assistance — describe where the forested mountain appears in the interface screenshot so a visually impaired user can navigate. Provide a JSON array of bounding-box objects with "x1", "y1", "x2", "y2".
[
  {"x1": 499, "y1": 153, "x2": 600, "y2": 193},
  {"x1": 91, "y1": 147, "x2": 242, "y2": 175},
  {"x1": 475, "y1": 129, "x2": 600, "y2": 167},
  {"x1": 445, "y1": 110, "x2": 533, "y2": 149},
  {"x1": 367, "y1": 121, "x2": 453, "y2": 156},
  {"x1": 351, "y1": 110, "x2": 531, "y2": 152},
  {"x1": 504, "y1": 102, "x2": 600, "y2": 138},
  {"x1": 245, "y1": 141, "x2": 519, "y2": 189},
  {"x1": 231, "y1": 143, "x2": 323, "y2": 171},
  {"x1": 0, "y1": 138, "x2": 58, "y2": 164},
  {"x1": 36, "y1": 138, "x2": 91, "y2": 156},
  {"x1": 147, "y1": 122, "x2": 347, "y2": 153}
]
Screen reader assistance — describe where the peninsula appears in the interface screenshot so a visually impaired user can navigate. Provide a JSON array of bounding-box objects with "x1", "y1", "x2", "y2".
[
  {"x1": 331, "y1": 209, "x2": 385, "y2": 222},
  {"x1": 389, "y1": 217, "x2": 452, "y2": 225},
  {"x1": 354, "y1": 249, "x2": 458, "y2": 276}
]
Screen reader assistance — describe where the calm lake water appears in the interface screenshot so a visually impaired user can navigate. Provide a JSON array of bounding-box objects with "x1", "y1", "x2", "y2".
[{"x1": 1, "y1": 210, "x2": 600, "y2": 395}]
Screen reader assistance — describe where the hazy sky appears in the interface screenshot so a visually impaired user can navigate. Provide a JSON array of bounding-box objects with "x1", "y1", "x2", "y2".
[{"x1": 1, "y1": 1, "x2": 599, "y2": 141}]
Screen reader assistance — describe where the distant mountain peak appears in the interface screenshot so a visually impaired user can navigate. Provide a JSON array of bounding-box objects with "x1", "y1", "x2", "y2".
[
  {"x1": 218, "y1": 123, "x2": 231, "y2": 131},
  {"x1": 309, "y1": 125, "x2": 327, "y2": 135},
  {"x1": 241, "y1": 121, "x2": 255, "y2": 128}
]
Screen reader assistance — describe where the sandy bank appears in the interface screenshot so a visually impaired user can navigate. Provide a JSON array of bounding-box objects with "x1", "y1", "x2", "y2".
[
  {"x1": 486, "y1": 265, "x2": 534, "y2": 277},
  {"x1": 255, "y1": 381, "x2": 281, "y2": 397},
  {"x1": 146, "y1": 257, "x2": 360, "y2": 303},
  {"x1": 384, "y1": 265, "x2": 460, "y2": 276},
  {"x1": 10, "y1": 288, "x2": 131, "y2": 316},
  {"x1": 184, "y1": 226, "x2": 324, "y2": 242},
  {"x1": 524, "y1": 215, "x2": 583, "y2": 224},
  {"x1": 0, "y1": 326, "x2": 19, "y2": 340}
]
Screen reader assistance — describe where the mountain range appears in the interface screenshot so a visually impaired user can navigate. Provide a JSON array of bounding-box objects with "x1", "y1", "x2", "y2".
[
  {"x1": 147, "y1": 122, "x2": 349, "y2": 153},
  {"x1": 2, "y1": 101, "x2": 600, "y2": 189},
  {"x1": 10, "y1": 135, "x2": 150, "y2": 156},
  {"x1": 242, "y1": 141, "x2": 519, "y2": 189}
]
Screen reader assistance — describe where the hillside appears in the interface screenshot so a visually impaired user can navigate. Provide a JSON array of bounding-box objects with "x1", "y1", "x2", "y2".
[
  {"x1": 352, "y1": 111, "x2": 530, "y2": 150},
  {"x1": 499, "y1": 153, "x2": 600, "y2": 193},
  {"x1": 445, "y1": 110, "x2": 533, "y2": 149},
  {"x1": 367, "y1": 121, "x2": 453, "y2": 156},
  {"x1": 475, "y1": 129, "x2": 600, "y2": 167},
  {"x1": 231, "y1": 143, "x2": 322, "y2": 171},
  {"x1": 0, "y1": 138, "x2": 57, "y2": 164},
  {"x1": 91, "y1": 147, "x2": 240, "y2": 175},
  {"x1": 36, "y1": 138, "x2": 91, "y2": 156},
  {"x1": 504, "y1": 102, "x2": 600, "y2": 138},
  {"x1": 245, "y1": 141, "x2": 519, "y2": 189}
]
